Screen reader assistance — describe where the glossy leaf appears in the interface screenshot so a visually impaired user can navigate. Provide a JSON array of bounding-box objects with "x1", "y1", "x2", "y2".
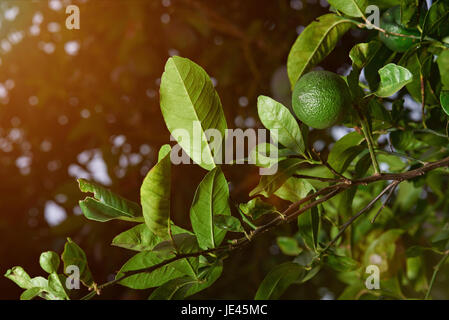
[
  {"x1": 422, "y1": 0, "x2": 449, "y2": 37},
  {"x1": 255, "y1": 262, "x2": 304, "y2": 300},
  {"x1": 78, "y1": 178, "x2": 142, "y2": 222},
  {"x1": 141, "y1": 146, "x2": 171, "y2": 238},
  {"x1": 39, "y1": 251, "x2": 60, "y2": 274},
  {"x1": 160, "y1": 56, "x2": 227, "y2": 170},
  {"x1": 327, "y1": 0, "x2": 367, "y2": 17},
  {"x1": 257, "y1": 95, "x2": 305, "y2": 155},
  {"x1": 375, "y1": 63, "x2": 413, "y2": 97},
  {"x1": 190, "y1": 167, "x2": 231, "y2": 249},
  {"x1": 287, "y1": 14, "x2": 354, "y2": 87},
  {"x1": 61, "y1": 238, "x2": 94, "y2": 287},
  {"x1": 274, "y1": 177, "x2": 315, "y2": 203}
]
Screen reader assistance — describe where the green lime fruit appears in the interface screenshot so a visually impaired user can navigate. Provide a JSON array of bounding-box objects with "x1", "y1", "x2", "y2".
[
  {"x1": 292, "y1": 70, "x2": 352, "y2": 129},
  {"x1": 379, "y1": 6, "x2": 420, "y2": 53}
]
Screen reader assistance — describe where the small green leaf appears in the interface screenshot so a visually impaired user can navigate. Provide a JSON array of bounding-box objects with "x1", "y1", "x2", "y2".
[
  {"x1": 48, "y1": 273, "x2": 69, "y2": 300},
  {"x1": 39, "y1": 251, "x2": 60, "y2": 274},
  {"x1": 277, "y1": 237, "x2": 302, "y2": 256},
  {"x1": 375, "y1": 63, "x2": 413, "y2": 97},
  {"x1": 250, "y1": 143, "x2": 292, "y2": 168},
  {"x1": 112, "y1": 223, "x2": 191, "y2": 252},
  {"x1": 213, "y1": 215, "x2": 244, "y2": 233},
  {"x1": 440, "y1": 91, "x2": 449, "y2": 116},
  {"x1": 325, "y1": 254, "x2": 359, "y2": 272},
  {"x1": 20, "y1": 287, "x2": 42, "y2": 300},
  {"x1": 62, "y1": 238, "x2": 94, "y2": 287},
  {"x1": 328, "y1": 131, "x2": 365, "y2": 173},
  {"x1": 239, "y1": 198, "x2": 276, "y2": 220},
  {"x1": 117, "y1": 251, "x2": 186, "y2": 289},
  {"x1": 250, "y1": 158, "x2": 305, "y2": 197},
  {"x1": 158, "y1": 144, "x2": 171, "y2": 161},
  {"x1": 255, "y1": 262, "x2": 304, "y2": 300},
  {"x1": 4, "y1": 267, "x2": 33, "y2": 289},
  {"x1": 298, "y1": 200, "x2": 320, "y2": 250},
  {"x1": 327, "y1": 0, "x2": 367, "y2": 17},
  {"x1": 274, "y1": 177, "x2": 315, "y2": 203},
  {"x1": 160, "y1": 56, "x2": 227, "y2": 170},
  {"x1": 78, "y1": 178, "x2": 142, "y2": 222},
  {"x1": 141, "y1": 146, "x2": 171, "y2": 238},
  {"x1": 190, "y1": 167, "x2": 231, "y2": 250},
  {"x1": 257, "y1": 96, "x2": 305, "y2": 155},
  {"x1": 287, "y1": 14, "x2": 355, "y2": 87}
]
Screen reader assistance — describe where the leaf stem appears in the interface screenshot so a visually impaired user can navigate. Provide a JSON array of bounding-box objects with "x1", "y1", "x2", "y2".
[
  {"x1": 425, "y1": 250, "x2": 449, "y2": 300},
  {"x1": 359, "y1": 113, "x2": 381, "y2": 174}
]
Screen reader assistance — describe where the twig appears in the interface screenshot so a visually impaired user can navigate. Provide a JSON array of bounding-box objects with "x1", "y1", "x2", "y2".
[
  {"x1": 371, "y1": 181, "x2": 399, "y2": 223},
  {"x1": 322, "y1": 181, "x2": 400, "y2": 252},
  {"x1": 425, "y1": 250, "x2": 449, "y2": 300}
]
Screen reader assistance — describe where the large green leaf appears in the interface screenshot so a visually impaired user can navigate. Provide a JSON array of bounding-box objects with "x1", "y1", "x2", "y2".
[
  {"x1": 160, "y1": 56, "x2": 227, "y2": 170},
  {"x1": 190, "y1": 167, "x2": 231, "y2": 250},
  {"x1": 78, "y1": 178, "x2": 142, "y2": 222},
  {"x1": 61, "y1": 238, "x2": 94, "y2": 287},
  {"x1": 375, "y1": 63, "x2": 413, "y2": 97},
  {"x1": 257, "y1": 95, "x2": 305, "y2": 155},
  {"x1": 287, "y1": 14, "x2": 354, "y2": 87},
  {"x1": 327, "y1": 0, "x2": 367, "y2": 17},
  {"x1": 255, "y1": 262, "x2": 304, "y2": 300},
  {"x1": 141, "y1": 146, "x2": 171, "y2": 238},
  {"x1": 250, "y1": 158, "x2": 305, "y2": 197}
]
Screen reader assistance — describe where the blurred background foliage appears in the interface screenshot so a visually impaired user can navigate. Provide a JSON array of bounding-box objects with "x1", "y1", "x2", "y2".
[{"x1": 0, "y1": 0, "x2": 372, "y2": 299}]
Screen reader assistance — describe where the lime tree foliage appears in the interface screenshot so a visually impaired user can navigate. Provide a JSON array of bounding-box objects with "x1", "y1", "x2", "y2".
[{"x1": 6, "y1": 1, "x2": 449, "y2": 300}]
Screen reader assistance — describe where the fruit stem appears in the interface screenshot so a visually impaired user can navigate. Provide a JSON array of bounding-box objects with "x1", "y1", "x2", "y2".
[{"x1": 359, "y1": 113, "x2": 381, "y2": 175}]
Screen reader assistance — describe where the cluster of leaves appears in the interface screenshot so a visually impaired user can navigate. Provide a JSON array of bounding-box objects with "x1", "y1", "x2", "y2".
[{"x1": 6, "y1": 0, "x2": 449, "y2": 300}]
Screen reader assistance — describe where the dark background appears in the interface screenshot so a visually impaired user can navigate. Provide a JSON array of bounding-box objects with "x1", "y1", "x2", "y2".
[{"x1": 0, "y1": 0, "x2": 363, "y2": 299}]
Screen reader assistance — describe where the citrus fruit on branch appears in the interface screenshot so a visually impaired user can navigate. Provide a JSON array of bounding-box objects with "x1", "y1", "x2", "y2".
[{"x1": 292, "y1": 70, "x2": 352, "y2": 129}]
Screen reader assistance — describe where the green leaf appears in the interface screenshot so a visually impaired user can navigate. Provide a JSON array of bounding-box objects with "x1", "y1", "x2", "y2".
[
  {"x1": 250, "y1": 158, "x2": 305, "y2": 197},
  {"x1": 250, "y1": 143, "x2": 292, "y2": 168},
  {"x1": 117, "y1": 251, "x2": 186, "y2": 289},
  {"x1": 78, "y1": 178, "x2": 142, "y2": 222},
  {"x1": 20, "y1": 287, "x2": 42, "y2": 300},
  {"x1": 149, "y1": 263, "x2": 223, "y2": 300},
  {"x1": 328, "y1": 131, "x2": 365, "y2": 173},
  {"x1": 213, "y1": 215, "x2": 244, "y2": 233},
  {"x1": 298, "y1": 200, "x2": 320, "y2": 250},
  {"x1": 437, "y1": 49, "x2": 449, "y2": 89},
  {"x1": 287, "y1": 14, "x2": 355, "y2": 87},
  {"x1": 158, "y1": 144, "x2": 171, "y2": 161},
  {"x1": 4, "y1": 267, "x2": 33, "y2": 289},
  {"x1": 190, "y1": 167, "x2": 231, "y2": 250},
  {"x1": 325, "y1": 254, "x2": 359, "y2": 272},
  {"x1": 39, "y1": 251, "x2": 60, "y2": 274},
  {"x1": 48, "y1": 273, "x2": 69, "y2": 300},
  {"x1": 327, "y1": 0, "x2": 367, "y2": 17},
  {"x1": 400, "y1": 0, "x2": 421, "y2": 27},
  {"x1": 422, "y1": 0, "x2": 449, "y2": 38},
  {"x1": 160, "y1": 56, "x2": 227, "y2": 170},
  {"x1": 111, "y1": 223, "x2": 191, "y2": 252},
  {"x1": 365, "y1": 44, "x2": 395, "y2": 91},
  {"x1": 277, "y1": 237, "x2": 302, "y2": 256},
  {"x1": 440, "y1": 91, "x2": 449, "y2": 116},
  {"x1": 257, "y1": 96, "x2": 305, "y2": 155},
  {"x1": 141, "y1": 146, "x2": 171, "y2": 238},
  {"x1": 239, "y1": 198, "x2": 276, "y2": 220},
  {"x1": 274, "y1": 177, "x2": 315, "y2": 203},
  {"x1": 255, "y1": 262, "x2": 304, "y2": 300},
  {"x1": 348, "y1": 41, "x2": 382, "y2": 99},
  {"x1": 61, "y1": 238, "x2": 94, "y2": 287},
  {"x1": 375, "y1": 63, "x2": 413, "y2": 97}
]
